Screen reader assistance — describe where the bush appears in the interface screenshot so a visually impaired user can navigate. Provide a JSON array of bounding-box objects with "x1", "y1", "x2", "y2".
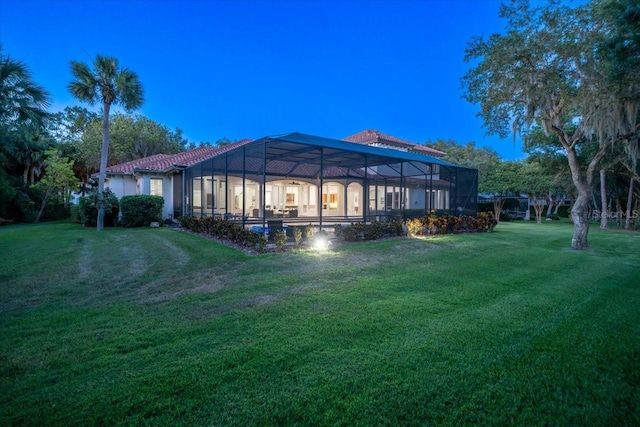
[
  {"x1": 406, "y1": 218, "x2": 424, "y2": 236},
  {"x1": 273, "y1": 229, "x2": 287, "y2": 250},
  {"x1": 333, "y1": 220, "x2": 404, "y2": 242},
  {"x1": 5, "y1": 179, "x2": 36, "y2": 223},
  {"x1": 70, "y1": 204, "x2": 81, "y2": 223},
  {"x1": 403, "y1": 212, "x2": 497, "y2": 237},
  {"x1": 476, "y1": 212, "x2": 498, "y2": 232},
  {"x1": 177, "y1": 216, "x2": 267, "y2": 253},
  {"x1": 119, "y1": 195, "x2": 164, "y2": 227},
  {"x1": 41, "y1": 202, "x2": 70, "y2": 222},
  {"x1": 78, "y1": 188, "x2": 119, "y2": 227},
  {"x1": 292, "y1": 227, "x2": 303, "y2": 247},
  {"x1": 557, "y1": 204, "x2": 571, "y2": 217},
  {"x1": 301, "y1": 225, "x2": 316, "y2": 242}
]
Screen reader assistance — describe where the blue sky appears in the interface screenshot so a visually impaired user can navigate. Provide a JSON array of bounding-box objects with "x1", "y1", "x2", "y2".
[{"x1": 1, "y1": 0, "x2": 529, "y2": 159}]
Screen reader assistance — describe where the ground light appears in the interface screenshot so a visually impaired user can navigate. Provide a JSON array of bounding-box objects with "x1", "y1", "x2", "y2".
[{"x1": 312, "y1": 233, "x2": 331, "y2": 251}]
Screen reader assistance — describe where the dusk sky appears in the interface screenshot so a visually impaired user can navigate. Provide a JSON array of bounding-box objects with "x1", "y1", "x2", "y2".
[{"x1": 1, "y1": 0, "x2": 532, "y2": 159}]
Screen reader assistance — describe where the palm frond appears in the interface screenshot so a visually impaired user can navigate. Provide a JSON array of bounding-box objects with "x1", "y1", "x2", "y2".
[
  {"x1": 69, "y1": 61, "x2": 98, "y2": 104},
  {"x1": 116, "y1": 69, "x2": 144, "y2": 110}
]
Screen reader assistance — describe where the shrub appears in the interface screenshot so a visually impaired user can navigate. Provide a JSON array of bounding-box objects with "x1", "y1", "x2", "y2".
[
  {"x1": 388, "y1": 219, "x2": 405, "y2": 236},
  {"x1": 405, "y1": 218, "x2": 423, "y2": 236},
  {"x1": 119, "y1": 195, "x2": 164, "y2": 227},
  {"x1": 404, "y1": 212, "x2": 497, "y2": 237},
  {"x1": 477, "y1": 212, "x2": 498, "y2": 232},
  {"x1": 557, "y1": 204, "x2": 571, "y2": 218},
  {"x1": 273, "y1": 229, "x2": 287, "y2": 250},
  {"x1": 333, "y1": 220, "x2": 404, "y2": 243},
  {"x1": 177, "y1": 216, "x2": 267, "y2": 253},
  {"x1": 6, "y1": 180, "x2": 37, "y2": 223},
  {"x1": 292, "y1": 227, "x2": 303, "y2": 247},
  {"x1": 547, "y1": 213, "x2": 560, "y2": 220},
  {"x1": 78, "y1": 188, "x2": 119, "y2": 227},
  {"x1": 177, "y1": 216, "x2": 200, "y2": 231},
  {"x1": 40, "y1": 200, "x2": 70, "y2": 222},
  {"x1": 302, "y1": 225, "x2": 316, "y2": 242},
  {"x1": 70, "y1": 204, "x2": 81, "y2": 223},
  {"x1": 341, "y1": 222, "x2": 365, "y2": 241}
]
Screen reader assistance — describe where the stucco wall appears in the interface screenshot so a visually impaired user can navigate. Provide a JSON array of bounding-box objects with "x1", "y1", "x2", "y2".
[
  {"x1": 106, "y1": 174, "x2": 174, "y2": 220},
  {"x1": 105, "y1": 175, "x2": 138, "y2": 199}
]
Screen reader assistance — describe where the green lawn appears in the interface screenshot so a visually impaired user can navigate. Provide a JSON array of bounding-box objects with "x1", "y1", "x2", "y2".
[{"x1": 1, "y1": 220, "x2": 638, "y2": 425}]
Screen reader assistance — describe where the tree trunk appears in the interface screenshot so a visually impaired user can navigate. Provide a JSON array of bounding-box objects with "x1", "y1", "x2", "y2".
[
  {"x1": 566, "y1": 148, "x2": 590, "y2": 250},
  {"x1": 532, "y1": 200, "x2": 544, "y2": 224},
  {"x1": 599, "y1": 168, "x2": 608, "y2": 229},
  {"x1": 97, "y1": 102, "x2": 111, "y2": 232},
  {"x1": 546, "y1": 193, "x2": 554, "y2": 217},
  {"x1": 614, "y1": 197, "x2": 622, "y2": 226},
  {"x1": 625, "y1": 176, "x2": 634, "y2": 229},
  {"x1": 34, "y1": 188, "x2": 53, "y2": 223},
  {"x1": 22, "y1": 161, "x2": 30, "y2": 184},
  {"x1": 493, "y1": 198, "x2": 505, "y2": 223}
]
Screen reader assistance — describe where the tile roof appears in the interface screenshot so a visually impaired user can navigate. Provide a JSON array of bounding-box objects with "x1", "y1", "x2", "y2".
[
  {"x1": 105, "y1": 154, "x2": 173, "y2": 174},
  {"x1": 105, "y1": 139, "x2": 254, "y2": 174},
  {"x1": 105, "y1": 131, "x2": 447, "y2": 177},
  {"x1": 343, "y1": 129, "x2": 446, "y2": 157}
]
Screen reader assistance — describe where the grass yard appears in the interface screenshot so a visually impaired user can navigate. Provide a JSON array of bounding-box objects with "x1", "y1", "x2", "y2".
[{"x1": 1, "y1": 220, "x2": 639, "y2": 425}]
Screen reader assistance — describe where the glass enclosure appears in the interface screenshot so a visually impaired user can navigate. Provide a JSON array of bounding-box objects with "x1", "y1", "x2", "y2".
[{"x1": 179, "y1": 134, "x2": 478, "y2": 227}]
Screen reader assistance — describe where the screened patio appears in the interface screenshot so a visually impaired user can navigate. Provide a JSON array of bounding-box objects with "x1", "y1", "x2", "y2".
[{"x1": 179, "y1": 132, "x2": 478, "y2": 229}]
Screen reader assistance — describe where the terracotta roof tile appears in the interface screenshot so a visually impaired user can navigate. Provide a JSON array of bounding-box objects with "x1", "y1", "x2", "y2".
[
  {"x1": 105, "y1": 139, "x2": 254, "y2": 174},
  {"x1": 343, "y1": 129, "x2": 446, "y2": 157},
  {"x1": 106, "y1": 154, "x2": 173, "y2": 174}
]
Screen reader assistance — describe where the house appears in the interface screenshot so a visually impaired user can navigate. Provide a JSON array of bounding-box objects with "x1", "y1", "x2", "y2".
[
  {"x1": 343, "y1": 129, "x2": 446, "y2": 157},
  {"x1": 104, "y1": 130, "x2": 478, "y2": 227}
]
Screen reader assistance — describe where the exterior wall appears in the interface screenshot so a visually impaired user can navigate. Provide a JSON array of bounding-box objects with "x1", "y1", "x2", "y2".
[
  {"x1": 106, "y1": 173, "x2": 175, "y2": 221},
  {"x1": 105, "y1": 175, "x2": 138, "y2": 199},
  {"x1": 157, "y1": 175, "x2": 174, "y2": 220}
]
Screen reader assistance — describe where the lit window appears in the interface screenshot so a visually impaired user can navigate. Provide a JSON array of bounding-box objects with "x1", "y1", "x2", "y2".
[{"x1": 151, "y1": 178, "x2": 163, "y2": 196}]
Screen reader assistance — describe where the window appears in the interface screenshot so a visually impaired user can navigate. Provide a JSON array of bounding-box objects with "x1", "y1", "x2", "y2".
[
  {"x1": 206, "y1": 179, "x2": 213, "y2": 209},
  {"x1": 192, "y1": 179, "x2": 202, "y2": 208},
  {"x1": 321, "y1": 185, "x2": 339, "y2": 210},
  {"x1": 150, "y1": 178, "x2": 163, "y2": 197},
  {"x1": 308, "y1": 186, "x2": 317, "y2": 207}
]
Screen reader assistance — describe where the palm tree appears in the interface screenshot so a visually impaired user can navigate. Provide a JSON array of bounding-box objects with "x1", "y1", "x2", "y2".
[
  {"x1": 0, "y1": 47, "x2": 50, "y2": 180},
  {"x1": 0, "y1": 47, "x2": 50, "y2": 130},
  {"x1": 7, "y1": 125, "x2": 52, "y2": 183},
  {"x1": 68, "y1": 55, "x2": 144, "y2": 231}
]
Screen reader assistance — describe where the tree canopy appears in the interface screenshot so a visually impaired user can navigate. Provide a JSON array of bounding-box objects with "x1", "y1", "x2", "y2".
[
  {"x1": 461, "y1": 0, "x2": 640, "y2": 249},
  {"x1": 424, "y1": 139, "x2": 500, "y2": 187},
  {"x1": 78, "y1": 113, "x2": 188, "y2": 169}
]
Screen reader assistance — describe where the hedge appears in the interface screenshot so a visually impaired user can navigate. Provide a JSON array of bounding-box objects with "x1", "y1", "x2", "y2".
[
  {"x1": 119, "y1": 195, "x2": 164, "y2": 227},
  {"x1": 78, "y1": 188, "x2": 119, "y2": 227}
]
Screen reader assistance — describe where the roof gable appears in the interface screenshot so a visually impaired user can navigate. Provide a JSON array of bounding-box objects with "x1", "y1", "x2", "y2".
[{"x1": 343, "y1": 129, "x2": 446, "y2": 157}]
